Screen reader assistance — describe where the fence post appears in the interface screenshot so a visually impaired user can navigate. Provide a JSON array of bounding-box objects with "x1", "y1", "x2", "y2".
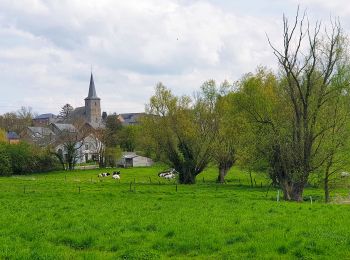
[{"x1": 129, "y1": 182, "x2": 132, "y2": 191}]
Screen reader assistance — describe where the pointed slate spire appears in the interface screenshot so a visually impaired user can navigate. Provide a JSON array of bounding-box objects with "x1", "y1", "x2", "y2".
[{"x1": 86, "y1": 73, "x2": 99, "y2": 99}]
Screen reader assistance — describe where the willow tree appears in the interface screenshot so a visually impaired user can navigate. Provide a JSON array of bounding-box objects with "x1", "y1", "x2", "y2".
[
  {"x1": 238, "y1": 10, "x2": 350, "y2": 201},
  {"x1": 143, "y1": 83, "x2": 217, "y2": 184}
]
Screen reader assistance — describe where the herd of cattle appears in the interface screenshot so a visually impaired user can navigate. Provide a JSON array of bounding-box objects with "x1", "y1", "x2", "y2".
[{"x1": 97, "y1": 168, "x2": 179, "y2": 180}]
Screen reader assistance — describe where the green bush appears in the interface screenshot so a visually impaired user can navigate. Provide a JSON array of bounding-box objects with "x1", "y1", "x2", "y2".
[
  {"x1": 0, "y1": 142, "x2": 60, "y2": 175},
  {"x1": 0, "y1": 145, "x2": 12, "y2": 176},
  {"x1": 34, "y1": 149, "x2": 60, "y2": 172},
  {"x1": 6, "y1": 142, "x2": 34, "y2": 174}
]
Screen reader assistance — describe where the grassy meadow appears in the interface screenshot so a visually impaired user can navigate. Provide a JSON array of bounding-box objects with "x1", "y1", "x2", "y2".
[{"x1": 0, "y1": 165, "x2": 349, "y2": 259}]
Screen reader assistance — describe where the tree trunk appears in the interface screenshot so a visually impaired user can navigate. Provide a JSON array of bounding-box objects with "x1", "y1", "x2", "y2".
[
  {"x1": 179, "y1": 170, "x2": 196, "y2": 184},
  {"x1": 217, "y1": 167, "x2": 228, "y2": 183},
  {"x1": 281, "y1": 181, "x2": 304, "y2": 202},
  {"x1": 324, "y1": 175, "x2": 330, "y2": 203}
]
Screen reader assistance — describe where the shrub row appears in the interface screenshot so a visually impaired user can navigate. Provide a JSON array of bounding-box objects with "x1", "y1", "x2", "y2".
[{"x1": 0, "y1": 142, "x2": 60, "y2": 176}]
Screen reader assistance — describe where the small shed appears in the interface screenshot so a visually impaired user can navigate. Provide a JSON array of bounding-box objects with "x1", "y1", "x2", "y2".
[
  {"x1": 6, "y1": 131, "x2": 20, "y2": 144},
  {"x1": 118, "y1": 152, "x2": 153, "y2": 168}
]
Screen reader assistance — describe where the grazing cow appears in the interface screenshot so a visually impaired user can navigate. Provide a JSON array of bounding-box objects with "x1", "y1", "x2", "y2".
[
  {"x1": 98, "y1": 172, "x2": 110, "y2": 177},
  {"x1": 112, "y1": 171, "x2": 121, "y2": 180}
]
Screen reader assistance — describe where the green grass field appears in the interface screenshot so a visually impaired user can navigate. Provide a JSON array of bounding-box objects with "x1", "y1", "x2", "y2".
[{"x1": 0, "y1": 165, "x2": 349, "y2": 259}]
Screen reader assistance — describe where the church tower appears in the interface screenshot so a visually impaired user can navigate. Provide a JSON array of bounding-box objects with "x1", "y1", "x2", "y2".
[{"x1": 85, "y1": 73, "x2": 102, "y2": 125}]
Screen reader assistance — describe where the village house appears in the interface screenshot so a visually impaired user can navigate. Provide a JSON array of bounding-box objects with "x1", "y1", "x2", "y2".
[
  {"x1": 6, "y1": 131, "x2": 20, "y2": 144},
  {"x1": 21, "y1": 74, "x2": 104, "y2": 163}
]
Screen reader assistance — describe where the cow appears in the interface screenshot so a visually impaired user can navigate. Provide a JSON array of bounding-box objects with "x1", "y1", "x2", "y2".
[
  {"x1": 158, "y1": 168, "x2": 178, "y2": 179},
  {"x1": 112, "y1": 171, "x2": 121, "y2": 180},
  {"x1": 98, "y1": 172, "x2": 110, "y2": 177}
]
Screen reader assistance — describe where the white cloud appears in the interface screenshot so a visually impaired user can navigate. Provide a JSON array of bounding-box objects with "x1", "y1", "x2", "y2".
[{"x1": 0, "y1": 0, "x2": 290, "y2": 115}]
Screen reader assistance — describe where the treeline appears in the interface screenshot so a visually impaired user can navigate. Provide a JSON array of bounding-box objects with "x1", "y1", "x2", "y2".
[
  {"x1": 139, "y1": 11, "x2": 350, "y2": 202},
  {"x1": 0, "y1": 141, "x2": 60, "y2": 176},
  {"x1": 0, "y1": 106, "x2": 35, "y2": 134}
]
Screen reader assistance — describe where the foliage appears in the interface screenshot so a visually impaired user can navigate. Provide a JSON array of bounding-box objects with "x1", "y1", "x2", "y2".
[
  {"x1": 144, "y1": 82, "x2": 217, "y2": 184},
  {"x1": 0, "y1": 144, "x2": 12, "y2": 176},
  {"x1": 0, "y1": 142, "x2": 58, "y2": 175},
  {"x1": 235, "y1": 12, "x2": 350, "y2": 201},
  {"x1": 119, "y1": 125, "x2": 139, "y2": 152},
  {"x1": 0, "y1": 129, "x2": 7, "y2": 143},
  {"x1": 59, "y1": 104, "x2": 74, "y2": 120},
  {"x1": 104, "y1": 146, "x2": 122, "y2": 167},
  {"x1": 0, "y1": 106, "x2": 34, "y2": 133}
]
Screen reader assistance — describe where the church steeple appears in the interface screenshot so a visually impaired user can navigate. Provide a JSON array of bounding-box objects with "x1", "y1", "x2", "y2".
[
  {"x1": 86, "y1": 73, "x2": 99, "y2": 100},
  {"x1": 84, "y1": 72, "x2": 102, "y2": 126}
]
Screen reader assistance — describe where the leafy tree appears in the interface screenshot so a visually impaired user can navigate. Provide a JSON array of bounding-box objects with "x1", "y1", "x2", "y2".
[
  {"x1": 0, "y1": 129, "x2": 7, "y2": 143},
  {"x1": 119, "y1": 125, "x2": 138, "y2": 152},
  {"x1": 144, "y1": 83, "x2": 217, "y2": 184},
  {"x1": 0, "y1": 144, "x2": 12, "y2": 176},
  {"x1": 0, "y1": 106, "x2": 34, "y2": 133},
  {"x1": 59, "y1": 104, "x2": 74, "y2": 120},
  {"x1": 51, "y1": 121, "x2": 90, "y2": 170},
  {"x1": 236, "y1": 11, "x2": 350, "y2": 202},
  {"x1": 196, "y1": 80, "x2": 238, "y2": 183}
]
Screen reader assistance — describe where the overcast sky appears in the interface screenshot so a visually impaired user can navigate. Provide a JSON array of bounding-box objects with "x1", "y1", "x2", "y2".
[{"x1": 0, "y1": 0, "x2": 349, "y2": 115}]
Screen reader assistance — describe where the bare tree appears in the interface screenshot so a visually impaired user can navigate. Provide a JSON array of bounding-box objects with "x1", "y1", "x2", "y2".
[{"x1": 265, "y1": 8, "x2": 350, "y2": 201}]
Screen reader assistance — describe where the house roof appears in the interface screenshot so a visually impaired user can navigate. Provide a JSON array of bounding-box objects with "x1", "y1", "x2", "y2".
[
  {"x1": 28, "y1": 127, "x2": 55, "y2": 136},
  {"x1": 85, "y1": 73, "x2": 100, "y2": 100},
  {"x1": 52, "y1": 123, "x2": 76, "y2": 132},
  {"x1": 7, "y1": 131, "x2": 19, "y2": 140},
  {"x1": 118, "y1": 113, "x2": 145, "y2": 125},
  {"x1": 122, "y1": 152, "x2": 138, "y2": 159},
  {"x1": 34, "y1": 113, "x2": 56, "y2": 120}
]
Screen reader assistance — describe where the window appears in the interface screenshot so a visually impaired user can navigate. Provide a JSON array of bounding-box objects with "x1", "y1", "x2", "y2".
[{"x1": 85, "y1": 144, "x2": 89, "y2": 150}]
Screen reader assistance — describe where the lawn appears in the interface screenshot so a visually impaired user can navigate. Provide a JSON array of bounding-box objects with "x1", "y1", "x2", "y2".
[{"x1": 0, "y1": 165, "x2": 349, "y2": 259}]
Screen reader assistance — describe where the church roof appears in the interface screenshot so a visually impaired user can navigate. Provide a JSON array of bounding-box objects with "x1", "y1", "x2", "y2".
[{"x1": 85, "y1": 73, "x2": 100, "y2": 100}]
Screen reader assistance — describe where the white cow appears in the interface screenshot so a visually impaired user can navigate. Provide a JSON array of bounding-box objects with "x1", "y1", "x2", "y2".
[
  {"x1": 112, "y1": 171, "x2": 121, "y2": 180},
  {"x1": 158, "y1": 168, "x2": 178, "y2": 179}
]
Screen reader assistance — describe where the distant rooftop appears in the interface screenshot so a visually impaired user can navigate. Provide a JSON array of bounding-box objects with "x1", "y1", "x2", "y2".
[
  {"x1": 34, "y1": 113, "x2": 57, "y2": 120},
  {"x1": 118, "y1": 113, "x2": 145, "y2": 125},
  {"x1": 28, "y1": 127, "x2": 55, "y2": 136},
  {"x1": 7, "y1": 131, "x2": 19, "y2": 140},
  {"x1": 52, "y1": 123, "x2": 77, "y2": 132}
]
